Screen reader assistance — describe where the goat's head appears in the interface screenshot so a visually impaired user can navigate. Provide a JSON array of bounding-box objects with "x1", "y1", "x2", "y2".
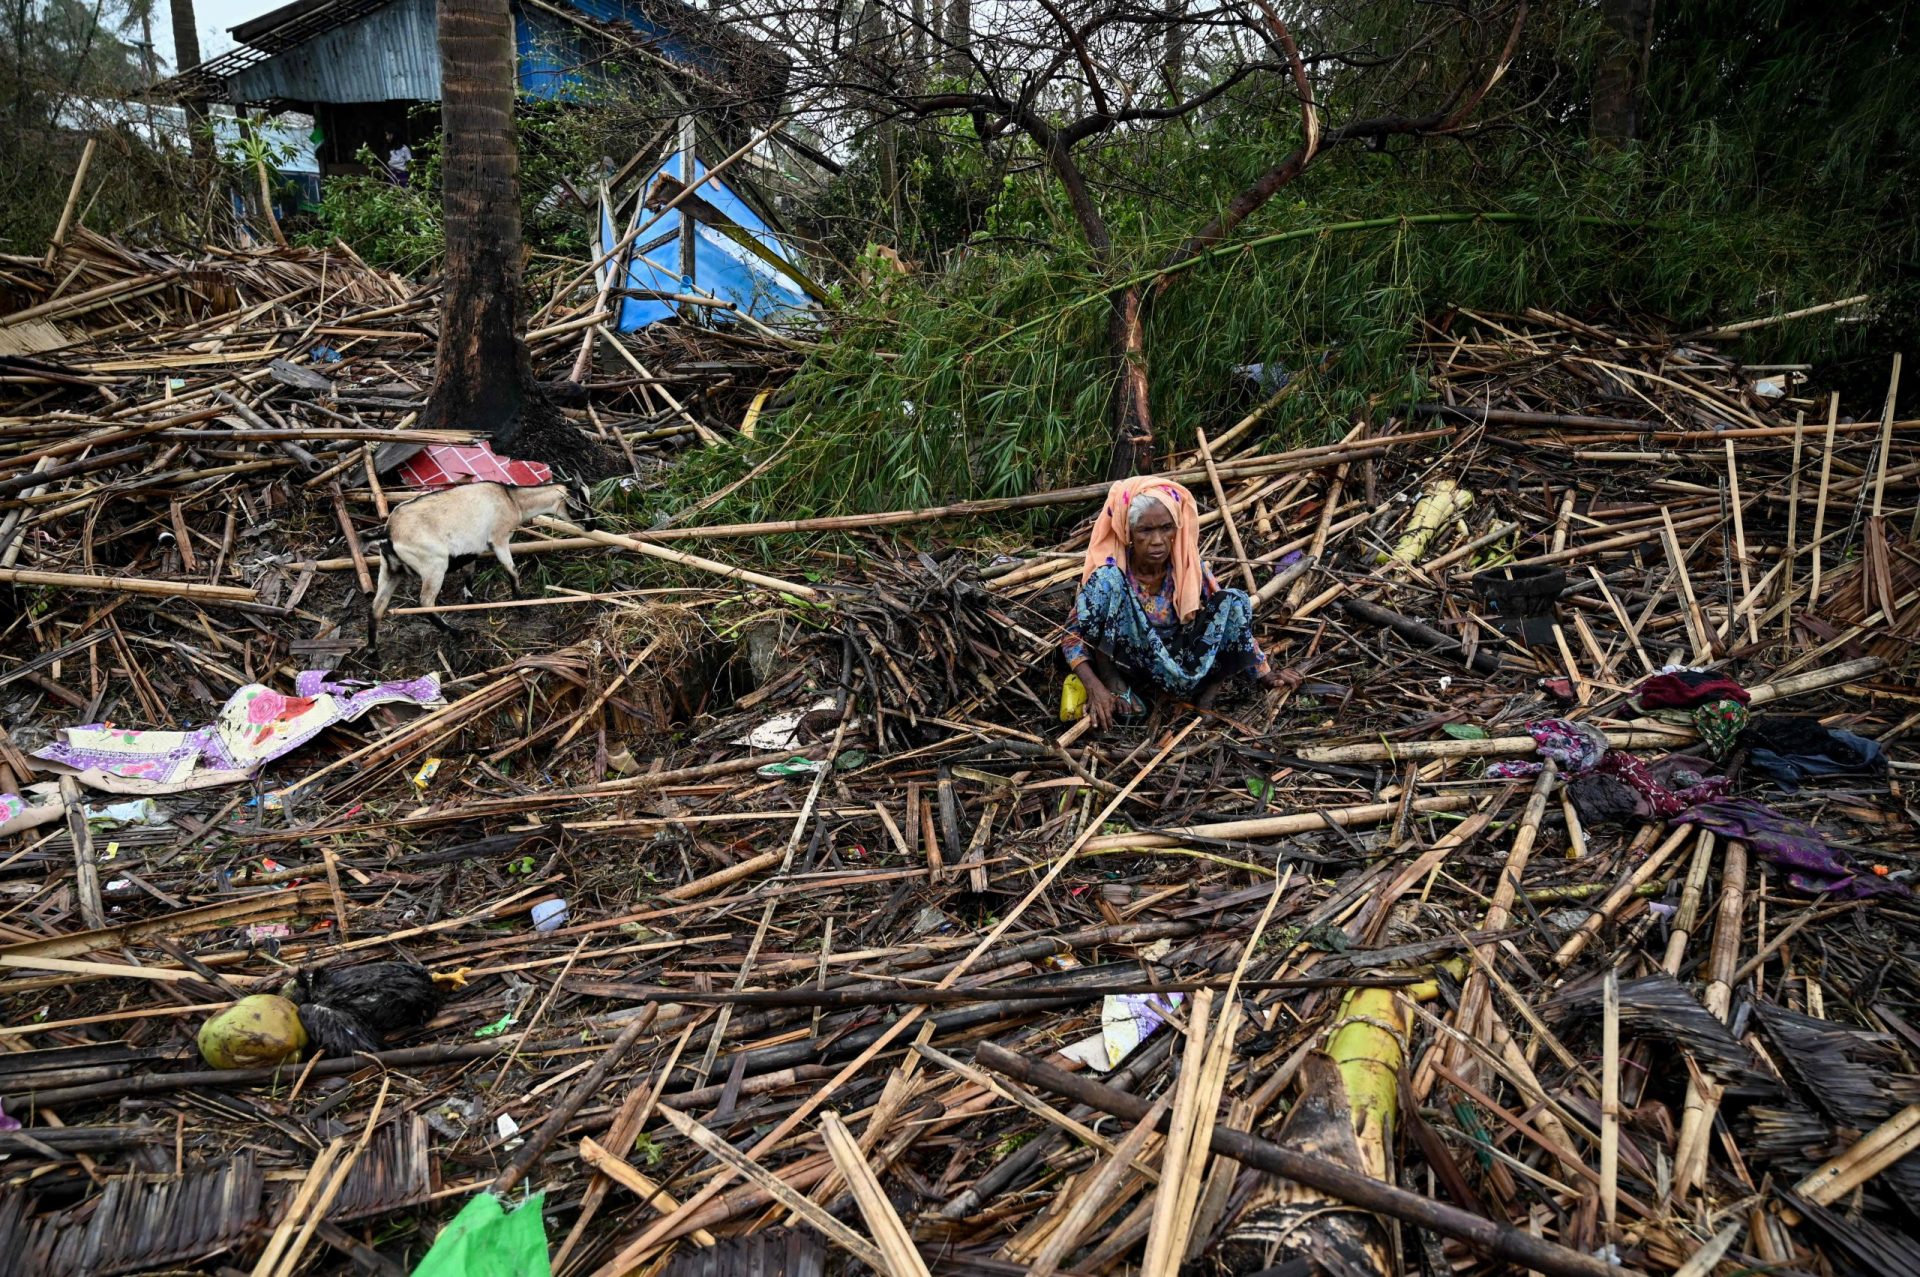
[{"x1": 518, "y1": 484, "x2": 572, "y2": 519}]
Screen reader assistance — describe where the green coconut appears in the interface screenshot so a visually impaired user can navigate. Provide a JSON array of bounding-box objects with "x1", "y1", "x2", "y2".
[{"x1": 198, "y1": 994, "x2": 308, "y2": 1069}]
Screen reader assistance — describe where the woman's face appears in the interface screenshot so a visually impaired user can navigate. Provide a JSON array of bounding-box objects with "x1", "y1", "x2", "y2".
[{"x1": 1129, "y1": 498, "x2": 1176, "y2": 574}]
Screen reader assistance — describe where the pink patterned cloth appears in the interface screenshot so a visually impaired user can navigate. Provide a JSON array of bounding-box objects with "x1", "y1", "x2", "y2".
[
  {"x1": 33, "y1": 671, "x2": 441, "y2": 794},
  {"x1": 1486, "y1": 717, "x2": 1729, "y2": 818}
]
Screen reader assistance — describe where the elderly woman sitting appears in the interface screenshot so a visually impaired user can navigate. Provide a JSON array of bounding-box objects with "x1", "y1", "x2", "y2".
[{"x1": 1062, "y1": 477, "x2": 1284, "y2": 728}]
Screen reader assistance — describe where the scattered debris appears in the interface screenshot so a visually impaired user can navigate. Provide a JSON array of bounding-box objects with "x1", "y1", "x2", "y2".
[{"x1": 2, "y1": 235, "x2": 1917, "y2": 1277}]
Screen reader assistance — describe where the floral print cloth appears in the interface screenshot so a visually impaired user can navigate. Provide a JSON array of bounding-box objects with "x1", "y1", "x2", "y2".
[
  {"x1": 33, "y1": 671, "x2": 442, "y2": 794},
  {"x1": 1062, "y1": 565, "x2": 1268, "y2": 697},
  {"x1": 1488, "y1": 717, "x2": 1730, "y2": 818},
  {"x1": 1691, "y1": 698, "x2": 1751, "y2": 760}
]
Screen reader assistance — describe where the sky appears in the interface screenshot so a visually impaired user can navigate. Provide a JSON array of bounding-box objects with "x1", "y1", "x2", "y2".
[{"x1": 147, "y1": 0, "x2": 285, "y2": 72}]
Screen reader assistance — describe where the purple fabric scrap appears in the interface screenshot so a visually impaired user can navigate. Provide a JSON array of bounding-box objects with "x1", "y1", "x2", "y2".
[
  {"x1": 1673, "y1": 798, "x2": 1909, "y2": 900},
  {"x1": 1486, "y1": 717, "x2": 1729, "y2": 818},
  {"x1": 1487, "y1": 718, "x2": 1609, "y2": 778}
]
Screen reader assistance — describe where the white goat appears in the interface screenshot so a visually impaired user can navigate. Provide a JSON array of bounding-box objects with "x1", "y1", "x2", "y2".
[{"x1": 368, "y1": 482, "x2": 570, "y2": 636}]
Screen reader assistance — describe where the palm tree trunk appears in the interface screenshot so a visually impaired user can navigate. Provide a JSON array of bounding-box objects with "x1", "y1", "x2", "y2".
[
  {"x1": 425, "y1": 0, "x2": 540, "y2": 450},
  {"x1": 169, "y1": 0, "x2": 212, "y2": 162}
]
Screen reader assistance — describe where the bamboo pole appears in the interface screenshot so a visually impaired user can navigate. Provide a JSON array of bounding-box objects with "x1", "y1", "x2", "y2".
[
  {"x1": 1660, "y1": 830, "x2": 1717, "y2": 974},
  {"x1": 1789, "y1": 1104, "x2": 1920, "y2": 1210},
  {"x1": 295, "y1": 437, "x2": 1439, "y2": 572},
  {"x1": 1674, "y1": 835, "x2": 1749, "y2": 1198},
  {"x1": 1294, "y1": 656, "x2": 1883, "y2": 765},
  {"x1": 1079, "y1": 794, "x2": 1471, "y2": 852},
  {"x1": 1661, "y1": 505, "x2": 1714, "y2": 659},
  {"x1": 1432, "y1": 764, "x2": 1554, "y2": 1097},
  {"x1": 656, "y1": 1105, "x2": 888, "y2": 1271},
  {"x1": 1809, "y1": 393, "x2": 1839, "y2": 611},
  {"x1": 532, "y1": 516, "x2": 822, "y2": 600},
  {"x1": 1600, "y1": 969, "x2": 1620, "y2": 1235},
  {"x1": 1686, "y1": 293, "x2": 1870, "y2": 337},
  {"x1": 820, "y1": 1112, "x2": 933, "y2": 1277},
  {"x1": 1197, "y1": 427, "x2": 1257, "y2": 594},
  {"x1": 1785, "y1": 412, "x2": 1805, "y2": 640},
  {"x1": 1725, "y1": 440, "x2": 1758, "y2": 644},
  {"x1": 1143, "y1": 989, "x2": 1215, "y2": 1275},
  {"x1": 1505, "y1": 507, "x2": 1722, "y2": 569},
  {"x1": 44, "y1": 137, "x2": 97, "y2": 266},
  {"x1": 0, "y1": 567, "x2": 256, "y2": 602}
]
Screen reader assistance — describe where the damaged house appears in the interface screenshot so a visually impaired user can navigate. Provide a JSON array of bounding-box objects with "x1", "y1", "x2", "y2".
[{"x1": 161, "y1": 0, "x2": 799, "y2": 181}]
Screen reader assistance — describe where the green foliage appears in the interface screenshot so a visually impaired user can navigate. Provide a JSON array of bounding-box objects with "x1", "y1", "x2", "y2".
[
  {"x1": 301, "y1": 93, "x2": 662, "y2": 271},
  {"x1": 670, "y1": 3, "x2": 1902, "y2": 524},
  {"x1": 811, "y1": 116, "x2": 1004, "y2": 265},
  {"x1": 304, "y1": 144, "x2": 446, "y2": 273},
  {"x1": 0, "y1": 0, "x2": 185, "y2": 251}
]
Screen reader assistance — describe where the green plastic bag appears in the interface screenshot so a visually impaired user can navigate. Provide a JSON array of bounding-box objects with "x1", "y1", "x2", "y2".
[{"x1": 412, "y1": 1191, "x2": 550, "y2": 1277}]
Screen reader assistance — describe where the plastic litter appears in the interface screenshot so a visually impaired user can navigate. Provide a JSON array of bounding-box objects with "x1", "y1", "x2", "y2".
[
  {"x1": 410, "y1": 1190, "x2": 550, "y2": 1277},
  {"x1": 32, "y1": 671, "x2": 442, "y2": 795},
  {"x1": 531, "y1": 899, "x2": 568, "y2": 932},
  {"x1": 1059, "y1": 672, "x2": 1087, "y2": 723},
  {"x1": 756, "y1": 756, "x2": 831, "y2": 779},
  {"x1": 734, "y1": 696, "x2": 838, "y2": 751},
  {"x1": 1060, "y1": 990, "x2": 1185, "y2": 1071}
]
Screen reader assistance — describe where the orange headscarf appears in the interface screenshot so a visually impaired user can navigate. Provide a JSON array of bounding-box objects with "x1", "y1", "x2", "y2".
[{"x1": 1081, "y1": 477, "x2": 1211, "y2": 622}]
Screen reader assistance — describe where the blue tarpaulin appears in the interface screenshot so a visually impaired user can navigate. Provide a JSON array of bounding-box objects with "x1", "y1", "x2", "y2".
[{"x1": 599, "y1": 152, "x2": 812, "y2": 331}]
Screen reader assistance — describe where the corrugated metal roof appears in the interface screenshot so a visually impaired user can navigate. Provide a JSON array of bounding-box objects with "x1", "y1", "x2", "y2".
[
  {"x1": 167, "y1": 0, "x2": 781, "y2": 109},
  {"x1": 225, "y1": 0, "x2": 441, "y2": 105}
]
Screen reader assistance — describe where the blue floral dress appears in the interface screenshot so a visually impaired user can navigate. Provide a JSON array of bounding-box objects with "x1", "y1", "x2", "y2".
[{"x1": 1062, "y1": 565, "x2": 1268, "y2": 697}]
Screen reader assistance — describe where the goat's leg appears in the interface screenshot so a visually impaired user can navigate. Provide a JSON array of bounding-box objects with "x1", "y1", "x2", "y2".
[
  {"x1": 491, "y1": 539, "x2": 522, "y2": 600},
  {"x1": 416, "y1": 559, "x2": 456, "y2": 634}
]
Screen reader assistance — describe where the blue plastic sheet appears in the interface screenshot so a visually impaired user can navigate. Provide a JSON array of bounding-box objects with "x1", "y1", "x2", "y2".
[{"x1": 598, "y1": 153, "x2": 811, "y2": 331}]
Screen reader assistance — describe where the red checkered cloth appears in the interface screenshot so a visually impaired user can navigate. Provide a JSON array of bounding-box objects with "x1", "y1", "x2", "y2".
[{"x1": 397, "y1": 443, "x2": 552, "y2": 490}]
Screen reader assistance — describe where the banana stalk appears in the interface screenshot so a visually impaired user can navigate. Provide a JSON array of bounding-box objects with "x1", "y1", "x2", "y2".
[{"x1": 1216, "y1": 985, "x2": 1409, "y2": 1276}]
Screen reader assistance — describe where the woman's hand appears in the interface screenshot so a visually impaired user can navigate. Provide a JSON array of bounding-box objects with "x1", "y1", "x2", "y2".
[
  {"x1": 1084, "y1": 679, "x2": 1119, "y2": 729},
  {"x1": 1077, "y1": 663, "x2": 1119, "y2": 729},
  {"x1": 1259, "y1": 666, "x2": 1304, "y2": 693}
]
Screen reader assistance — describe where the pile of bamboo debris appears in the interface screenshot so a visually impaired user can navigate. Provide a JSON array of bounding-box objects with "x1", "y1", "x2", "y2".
[{"x1": 2, "y1": 235, "x2": 1919, "y2": 1277}]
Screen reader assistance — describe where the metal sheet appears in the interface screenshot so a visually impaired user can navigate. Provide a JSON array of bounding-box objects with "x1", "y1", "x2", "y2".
[{"x1": 226, "y1": 0, "x2": 441, "y2": 105}]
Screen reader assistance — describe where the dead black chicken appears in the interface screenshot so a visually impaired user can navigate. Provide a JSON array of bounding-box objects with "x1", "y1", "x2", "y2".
[{"x1": 284, "y1": 961, "x2": 443, "y2": 1056}]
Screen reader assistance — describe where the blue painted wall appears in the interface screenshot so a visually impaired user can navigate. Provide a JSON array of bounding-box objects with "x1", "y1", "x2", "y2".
[{"x1": 518, "y1": 0, "x2": 726, "y2": 102}]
